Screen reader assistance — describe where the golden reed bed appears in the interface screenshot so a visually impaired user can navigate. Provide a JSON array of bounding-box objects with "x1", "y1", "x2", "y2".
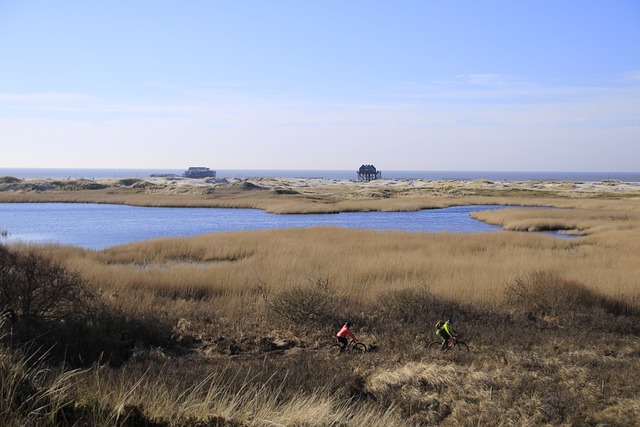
[
  {"x1": 2, "y1": 175, "x2": 640, "y2": 425},
  {"x1": 3, "y1": 175, "x2": 640, "y2": 306}
]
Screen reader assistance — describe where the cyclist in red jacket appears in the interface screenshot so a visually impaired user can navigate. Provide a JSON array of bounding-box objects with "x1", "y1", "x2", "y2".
[{"x1": 336, "y1": 321, "x2": 357, "y2": 352}]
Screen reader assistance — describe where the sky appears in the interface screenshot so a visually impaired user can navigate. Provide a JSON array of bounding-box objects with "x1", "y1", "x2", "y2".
[{"x1": 1, "y1": 1, "x2": 639, "y2": 172}]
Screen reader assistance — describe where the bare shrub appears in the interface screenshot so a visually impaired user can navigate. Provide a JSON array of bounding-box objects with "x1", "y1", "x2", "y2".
[
  {"x1": 269, "y1": 277, "x2": 337, "y2": 328},
  {"x1": 376, "y1": 286, "x2": 448, "y2": 326},
  {"x1": 505, "y1": 271, "x2": 604, "y2": 317},
  {"x1": 0, "y1": 245, "x2": 173, "y2": 366},
  {"x1": 0, "y1": 245, "x2": 91, "y2": 322},
  {"x1": 77, "y1": 304, "x2": 174, "y2": 366}
]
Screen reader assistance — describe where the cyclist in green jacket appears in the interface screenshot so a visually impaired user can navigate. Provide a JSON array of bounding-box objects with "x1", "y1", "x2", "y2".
[{"x1": 436, "y1": 318, "x2": 457, "y2": 350}]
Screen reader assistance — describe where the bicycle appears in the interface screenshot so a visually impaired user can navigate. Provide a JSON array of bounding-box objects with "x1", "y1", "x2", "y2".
[
  {"x1": 332, "y1": 338, "x2": 367, "y2": 355},
  {"x1": 428, "y1": 336, "x2": 469, "y2": 352}
]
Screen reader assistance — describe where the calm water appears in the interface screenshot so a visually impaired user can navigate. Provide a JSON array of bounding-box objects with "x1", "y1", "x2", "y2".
[
  {"x1": 0, "y1": 203, "x2": 514, "y2": 250},
  {"x1": 3, "y1": 168, "x2": 640, "y2": 182}
]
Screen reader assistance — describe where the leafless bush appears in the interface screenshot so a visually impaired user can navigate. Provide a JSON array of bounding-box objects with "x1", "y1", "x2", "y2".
[
  {"x1": 269, "y1": 277, "x2": 337, "y2": 327},
  {"x1": 0, "y1": 245, "x2": 174, "y2": 366},
  {"x1": 505, "y1": 271, "x2": 604, "y2": 317},
  {"x1": 0, "y1": 245, "x2": 91, "y2": 323},
  {"x1": 376, "y1": 286, "x2": 445, "y2": 325}
]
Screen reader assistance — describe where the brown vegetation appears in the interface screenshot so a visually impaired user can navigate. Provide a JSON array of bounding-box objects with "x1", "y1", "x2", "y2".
[{"x1": 1, "y1": 179, "x2": 640, "y2": 425}]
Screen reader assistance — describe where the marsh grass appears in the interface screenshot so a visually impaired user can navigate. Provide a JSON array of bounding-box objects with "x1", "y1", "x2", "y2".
[
  {"x1": 51, "y1": 220, "x2": 640, "y2": 311},
  {"x1": 2, "y1": 193, "x2": 640, "y2": 425},
  {"x1": 63, "y1": 361, "x2": 406, "y2": 427},
  {"x1": 0, "y1": 328, "x2": 82, "y2": 426},
  {"x1": 0, "y1": 334, "x2": 404, "y2": 426},
  {"x1": 471, "y1": 200, "x2": 640, "y2": 235}
]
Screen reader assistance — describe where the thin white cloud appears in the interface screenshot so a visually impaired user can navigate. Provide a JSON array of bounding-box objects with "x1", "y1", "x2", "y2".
[
  {"x1": 621, "y1": 70, "x2": 640, "y2": 82},
  {"x1": 0, "y1": 92, "x2": 191, "y2": 115},
  {"x1": 2, "y1": 73, "x2": 638, "y2": 126},
  {"x1": 0, "y1": 92, "x2": 93, "y2": 102},
  {"x1": 392, "y1": 74, "x2": 631, "y2": 103},
  {"x1": 2, "y1": 72, "x2": 639, "y2": 170},
  {"x1": 453, "y1": 73, "x2": 523, "y2": 86}
]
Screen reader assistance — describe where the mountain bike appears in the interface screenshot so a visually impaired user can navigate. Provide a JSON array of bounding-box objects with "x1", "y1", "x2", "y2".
[
  {"x1": 332, "y1": 338, "x2": 367, "y2": 355},
  {"x1": 428, "y1": 336, "x2": 469, "y2": 352}
]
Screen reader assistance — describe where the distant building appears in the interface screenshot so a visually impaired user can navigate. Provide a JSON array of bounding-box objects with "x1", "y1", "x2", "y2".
[
  {"x1": 183, "y1": 167, "x2": 216, "y2": 178},
  {"x1": 357, "y1": 164, "x2": 381, "y2": 181}
]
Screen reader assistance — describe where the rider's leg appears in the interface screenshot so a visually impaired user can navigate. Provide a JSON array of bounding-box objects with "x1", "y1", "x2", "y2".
[
  {"x1": 337, "y1": 336, "x2": 348, "y2": 352},
  {"x1": 440, "y1": 332, "x2": 451, "y2": 350}
]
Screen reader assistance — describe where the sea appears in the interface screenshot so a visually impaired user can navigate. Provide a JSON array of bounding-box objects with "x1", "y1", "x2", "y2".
[{"x1": 2, "y1": 168, "x2": 640, "y2": 182}]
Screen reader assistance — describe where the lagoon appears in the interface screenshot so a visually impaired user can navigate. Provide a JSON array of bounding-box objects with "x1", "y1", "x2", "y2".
[{"x1": 0, "y1": 203, "x2": 515, "y2": 250}]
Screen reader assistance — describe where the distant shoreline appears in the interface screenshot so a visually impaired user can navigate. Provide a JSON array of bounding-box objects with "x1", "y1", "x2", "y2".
[
  {"x1": 2, "y1": 168, "x2": 640, "y2": 183},
  {"x1": 1, "y1": 175, "x2": 640, "y2": 216}
]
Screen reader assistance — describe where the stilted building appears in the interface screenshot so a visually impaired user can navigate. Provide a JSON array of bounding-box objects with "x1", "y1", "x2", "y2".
[{"x1": 357, "y1": 164, "x2": 382, "y2": 181}]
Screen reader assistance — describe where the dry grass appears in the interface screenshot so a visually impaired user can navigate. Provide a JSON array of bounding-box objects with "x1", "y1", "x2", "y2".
[
  {"x1": 0, "y1": 328, "x2": 82, "y2": 426},
  {"x1": 65, "y1": 363, "x2": 405, "y2": 426},
  {"x1": 365, "y1": 348, "x2": 640, "y2": 426},
  {"x1": 2, "y1": 180, "x2": 640, "y2": 425},
  {"x1": 46, "y1": 215, "x2": 640, "y2": 312},
  {"x1": 471, "y1": 198, "x2": 640, "y2": 234}
]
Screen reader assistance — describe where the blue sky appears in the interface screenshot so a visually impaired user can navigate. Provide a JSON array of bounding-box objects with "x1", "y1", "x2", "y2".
[{"x1": 1, "y1": 1, "x2": 639, "y2": 171}]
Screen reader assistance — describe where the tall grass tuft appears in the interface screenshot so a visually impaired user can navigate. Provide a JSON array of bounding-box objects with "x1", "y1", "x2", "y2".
[{"x1": 0, "y1": 326, "x2": 82, "y2": 426}]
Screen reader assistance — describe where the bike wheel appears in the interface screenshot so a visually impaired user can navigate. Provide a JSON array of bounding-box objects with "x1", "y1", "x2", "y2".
[
  {"x1": 352, "y1": 342, "x2": 367, "y2": 355},
  {"x1": 454, "y1": 341, "x2": 470, "y2": 352},
  {"x1": 428, "y1": 341, "x2": 443, "y2": 351}
]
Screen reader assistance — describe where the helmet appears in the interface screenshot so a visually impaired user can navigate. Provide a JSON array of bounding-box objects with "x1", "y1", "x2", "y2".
[
  {"x1": 345, "y1": 322, "x2": 352, "y2": 327},
  {"x1": 447, "y1": 318, "x2": 453, "y2": 324}
]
